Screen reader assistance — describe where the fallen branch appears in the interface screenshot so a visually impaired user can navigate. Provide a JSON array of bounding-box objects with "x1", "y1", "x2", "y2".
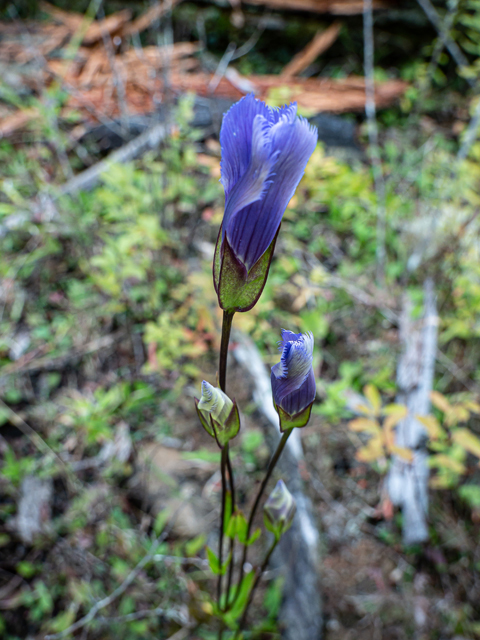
[
  {"x1": 0, "y1": 330, "x2": 125, "y2": 378},
  {"x1": 242, "y1": 0, "x2": 393, "y2": 14},
  {"x1": 58, "y1": 121, "x2": 170, "y2": 196},
  {"x1": 387, "y1": 279, "x2": 438, "y2": 545}
]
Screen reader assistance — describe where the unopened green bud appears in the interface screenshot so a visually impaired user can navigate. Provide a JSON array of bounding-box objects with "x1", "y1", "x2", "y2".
[
  {"x1": 263, "y1": 479, "x2": 296, "y2": 540},
  {"x1": 195, "y1": 381, "x2": 240, "y2": 448}
]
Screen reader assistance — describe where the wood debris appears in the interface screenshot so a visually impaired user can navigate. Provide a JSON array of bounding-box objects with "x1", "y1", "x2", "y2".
[
  {"x1": 241, "y1": 0, "x2": 394, "y2": 14},
  {"x1": 167, "y1": 72, "x2": 408, "y2": 114},
  {"x1": 40, "y1": 2, "x2": 132, "y2": 46},
  {"x1": 121, "y1": 0, "x2": 182, "y2": 37},
  {"x1": 0, "y1": 2, "x2": 408, "y2": 136},
  {"x1": 0, "y1": 108, "x2": 39, "y2": 138},
  {"x1": 281, "y1": 21, "x2": 342, "y2": 78}
]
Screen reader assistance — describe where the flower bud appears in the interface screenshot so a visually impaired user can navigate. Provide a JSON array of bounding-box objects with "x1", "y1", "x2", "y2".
[
  {"x1": 263, "y1": 480, "x2": 296, "y2": 540},
  {"x1": 195, "y1": 381, "x2": 240, "y2": 448},
  {"x1": 271, "y1": 330, "x2": 316, "y2": 431}
]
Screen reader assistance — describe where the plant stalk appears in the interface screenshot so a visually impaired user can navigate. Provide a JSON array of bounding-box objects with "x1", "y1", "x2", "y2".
[
  {"x1": 217, "y1": 310, "x2": 236, "y2": 624},
  {"x1": 225, "y1": 450, "x2": 236, "y2": 609},
  {"x1": 219, "y1": 310, "x2": 234, "y2": 392},
  {"x1": 233, "y1": 539, "x2": 279, "y2": 639},
  {"x1": 217, "y1": 445, "x2": 228, "y2": 605},
  {"x1": 230, "y1": 429, "x2": 292, "y2": 606}
]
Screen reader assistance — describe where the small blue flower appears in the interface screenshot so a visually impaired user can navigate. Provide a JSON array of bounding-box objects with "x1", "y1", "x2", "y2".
[
  {"x1": 219, "y1": 95, "x2": 318, "y2": 271},
  {"x1": 213, "y1": 95, "x2": 318, "y2": 313},
  {"x1": 271, "y1": 330, "x2": 316, "y2": 428}
]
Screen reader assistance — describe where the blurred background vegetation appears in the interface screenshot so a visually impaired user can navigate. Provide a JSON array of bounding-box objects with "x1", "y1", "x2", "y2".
[{"x1": 1, "y1": 0, "x2": 480, "y2": 638}]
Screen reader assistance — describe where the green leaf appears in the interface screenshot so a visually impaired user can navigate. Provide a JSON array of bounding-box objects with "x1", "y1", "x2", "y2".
[
  {"x1": 207, "y1": 547, "x2": 220, "y2": 574},
  {"x1": 247, "y1": 528, "x2": 261, "y2": 546},
  {"x1": 185, "y1": 533, "x2": 207, "y2": 557},
  {"x1": 153, "y1": 508, "x2": 170, "y2": 536},
  {"x1": 364, "y1": 384, "x2": 381, "y2": 416},
  {"x1": 207, "y1": 548, "x2": 231, "y2": 576},
  {"x1": 47, "y1": 610, "x2": 77, "y2": 634},
  {"x1": 224, "y1": 570, "x2": 256, "y2": 627}
]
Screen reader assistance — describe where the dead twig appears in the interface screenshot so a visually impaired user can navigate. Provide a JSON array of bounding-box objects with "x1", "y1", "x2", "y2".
[
  {"x1": 363, "y1": 0, "x2": 386, "y2": 285},
  {"x1": 415, "y1": 0, "x2": 471, "y2": 82},
  {"x1": 0, "y1": 330, "x2": 124, "y2": 379},
  {"x1": 97, "y1": 604, "x2": 188, "y2": 625},
  {"x1": 242, "y1": 0, "x2": 393, "y2": 14}
]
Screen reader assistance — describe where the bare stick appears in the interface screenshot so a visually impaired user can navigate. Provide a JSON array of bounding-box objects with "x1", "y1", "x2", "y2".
[
  {"x1": 363, "y1": 0, "x2": 387, "y2": 285},
  {"x1": 416, "y1": 0, "x2": 470, "y2": 80},
  {"x1": 209, "y1": 42, "x2": 237, "y2": 93}
]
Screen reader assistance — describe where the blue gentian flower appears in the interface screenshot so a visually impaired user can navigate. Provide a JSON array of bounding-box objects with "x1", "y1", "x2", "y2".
[
  {"x1": 214, "y1": 95, "x2": 318, "y2": 313},
  {"x1": 271, "y1": 330, "x2": 316, "y2": 430}
]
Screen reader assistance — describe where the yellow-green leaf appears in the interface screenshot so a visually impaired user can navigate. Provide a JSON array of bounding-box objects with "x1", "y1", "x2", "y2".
[
  {"x1": 364, "y1": 384, "x2": 381, "y2": 416},
  {"x1": 416, "y1": 415, "x2": 446, "y2": 440},
  {"x1": 356, "y1": 436, "x2": 384, "y2": 462},
  {"x1": 465, "y1": 401, "x2": 480, "y2": 414},
  {"x1": 429, "y1": 454, "x2": 466, "y2": 474},
  {"x1": 382, "y1": 403, "x2": 408, "y2": 417},
  {"x1": 430, "y1": 391, "x2": 451, "y2": 413},
  {"x1": 452, "y1": 428, "x2": 480, "y2": 459},
  {"x1": 390, "y1": 445, "x2": 413, "y2": 462},
  {"x1": 348, "y1": 418, "x2": 381, "y2": 435}
]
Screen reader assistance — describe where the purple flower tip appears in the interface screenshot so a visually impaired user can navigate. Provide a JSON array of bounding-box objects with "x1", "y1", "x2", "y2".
[
  {"x1": 271, "y1": 329, "x2": 316, "y2": 416},
  {"x1": 219, "y1": 94, "x2": 318, "y2": 271}
]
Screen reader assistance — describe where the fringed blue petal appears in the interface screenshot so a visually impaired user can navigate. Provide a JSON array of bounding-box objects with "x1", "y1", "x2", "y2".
[
  {"x1": 222, "y1": 114, "x2": 278, "y2": 237},
  {"x1": 271, "y1": 332, "x2": 314, "y2": 404},
  {"x1": 219, "y1": 94, "x2": 273, "y2": 198},
  {"x1": 225, "y1": 109, "x2": 318, "y2": 271},
  {"x1": 278, "y1": 329, "x2": 303, "y2": 352}
]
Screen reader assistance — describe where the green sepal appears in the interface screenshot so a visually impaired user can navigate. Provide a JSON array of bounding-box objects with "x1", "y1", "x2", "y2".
[
  {"x1": 213, "y1": 400, "x2": 241, "y2": 449},
  {"x1": 194, "y1": 398, "x2": 215, "y2": 437},
  {"x1": 263, "y1": 512, "x2": 282, "y2": 542},
  {"x1": 194, "y1": 398, "x2": 241, "y2": 449},
  {"x1": 275, "y1": 401, "x2": 313, "y2": 433},
  {"x1": 213, "y1": 225, "x2": 280, "y2": 313}
]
